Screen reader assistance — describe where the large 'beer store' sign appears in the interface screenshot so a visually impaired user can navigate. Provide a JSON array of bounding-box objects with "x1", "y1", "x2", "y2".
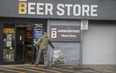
[
  {"x1": 18, "y1": 0, "x2": 98, "y2": 17},
  {"x1": 0, "y1": 0, "x2": 116, "y2": 20}
]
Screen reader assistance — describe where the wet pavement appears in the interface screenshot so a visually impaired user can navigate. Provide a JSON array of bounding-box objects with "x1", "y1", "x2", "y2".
[{"x1": 0, "y1": 64, "x2": 115, "y2": 73}]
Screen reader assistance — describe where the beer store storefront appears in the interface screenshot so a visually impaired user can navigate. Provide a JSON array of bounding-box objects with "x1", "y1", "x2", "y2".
[
  {"x1": 0, "y1": 0, "x2": 116, "y2": 65},
  {"x1": 0, "y1": 19, "x2": 47, "y2": 64}
]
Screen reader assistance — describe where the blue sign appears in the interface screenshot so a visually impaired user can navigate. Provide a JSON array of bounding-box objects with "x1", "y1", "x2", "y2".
[{"x1": 34, "y1": 29, "x2": 44, "y2": 41}]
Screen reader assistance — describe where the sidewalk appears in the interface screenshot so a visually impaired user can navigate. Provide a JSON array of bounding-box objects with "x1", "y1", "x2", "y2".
[
  {"x1": 87, "y1": 65, "x2": 116, "y2": 73},
  {"x1": 0, "y1": 64, "x2": 115, "y2": 73}
]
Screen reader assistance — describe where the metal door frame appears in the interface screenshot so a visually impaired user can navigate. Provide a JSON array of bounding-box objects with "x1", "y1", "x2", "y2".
[
  {"x1": 15, "y1": 23, "x2": 34, "y2": 64},
  {"x1": 15, "y1": 27, "x2": 25, "y2": 63}
]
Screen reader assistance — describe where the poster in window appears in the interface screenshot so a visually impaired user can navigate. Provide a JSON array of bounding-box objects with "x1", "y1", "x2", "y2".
[
  {"x1": 6, "y1": 41, "x2": 12, "y2": 47},
  {"x1": 34, "y1": 29, "x2": 44, "y2": 41}
]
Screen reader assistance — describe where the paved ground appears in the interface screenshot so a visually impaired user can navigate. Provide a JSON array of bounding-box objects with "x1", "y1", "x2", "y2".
[
  {"x1": 0, "y1": 64, "x2": 115, "y2": 73},
  {"x1": 88, "y1": 65, "x2": 116, "y2": 73}
]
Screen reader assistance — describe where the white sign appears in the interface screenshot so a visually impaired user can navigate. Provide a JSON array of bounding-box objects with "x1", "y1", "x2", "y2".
[
  {"x1": 81, "y1": 20, "x2": 88, "y2": 30},
  {"x1": 51, "y1": 28, "x2": 57, "y2": 38}
]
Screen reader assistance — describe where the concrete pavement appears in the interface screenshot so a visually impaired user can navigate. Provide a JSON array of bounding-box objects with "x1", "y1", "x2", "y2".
[
  {"x1": 88, "y1": 65, "x2": 116, "y2": 73},
  {"x1": 0, "y1": 64, "x2": 115, "y2": 73}
]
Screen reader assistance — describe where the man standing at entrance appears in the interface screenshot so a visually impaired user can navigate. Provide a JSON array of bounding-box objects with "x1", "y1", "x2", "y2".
[{"x1": 35, "y1": 32, "x2": 54, "y2": 67}]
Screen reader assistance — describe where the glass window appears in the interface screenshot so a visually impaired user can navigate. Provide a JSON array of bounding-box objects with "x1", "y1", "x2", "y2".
[{"x1": 3, "y1": 23, "x2": 15, "y2": 62}]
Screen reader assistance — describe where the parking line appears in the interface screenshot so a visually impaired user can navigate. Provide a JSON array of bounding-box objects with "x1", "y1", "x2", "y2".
[
  {"x1": 28, "y1": 66, "x2": 62, "y2": 73},
  {"x1": 0, "y1": 68, "x2": 25, "y2": 73},
  {"x1": 5, "y1": 66, "x2": 46, "y2": 73}
]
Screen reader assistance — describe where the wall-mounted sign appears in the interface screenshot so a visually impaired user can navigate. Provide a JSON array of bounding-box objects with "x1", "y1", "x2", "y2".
[
  {"x1": 18, "y1": 0, "x2": 98, "y2": 17},
  {"x1": 4, "y1": 28, "x2": 14, "y2": 33},
  {"x1": 34, "y1": 29, "x2": 44, "y2": 41},
  {"x1": 50, "y1": 24, "x2": 80, "y2": 42},
  {"x1": 81, "y1": 20, "x2": 88, "y2": 30},
  {"x1": 0, "y1": 0, "x2": 116, "y2": 20}
]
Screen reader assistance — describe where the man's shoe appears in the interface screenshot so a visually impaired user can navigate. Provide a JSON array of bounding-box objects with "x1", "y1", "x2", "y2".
[{"x1": 36, "y1": 65, "x2": 38, "y2": 67}]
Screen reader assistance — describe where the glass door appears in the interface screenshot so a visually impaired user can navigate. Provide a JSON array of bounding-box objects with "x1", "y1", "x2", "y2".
[
  {"x1": 15, "y1": 27, "x2": 25, "y2": 63},
  {"x1": 3, "y1": 23, "x2": 15, "y2": 63}
]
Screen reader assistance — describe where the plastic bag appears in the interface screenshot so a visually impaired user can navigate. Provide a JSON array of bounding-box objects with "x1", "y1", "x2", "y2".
[{"x1": 51, "y1": 49, "x2": 66, "y2": 65}]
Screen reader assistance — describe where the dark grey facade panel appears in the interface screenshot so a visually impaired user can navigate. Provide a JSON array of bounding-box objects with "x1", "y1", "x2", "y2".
[
  {"x1": 0, "y1": 23, "x2": 3, "y2": 64},
  {"x1": 48, "y1": 20, "x2": 81, "y2": 65},
  {"x1": 0, "y1": 0, "x2": 116, "y2": 20}
]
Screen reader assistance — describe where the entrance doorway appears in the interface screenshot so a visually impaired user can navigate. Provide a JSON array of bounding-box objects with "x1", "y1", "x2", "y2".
[
  {"x1": 16, "y1": 27, "x2": 33, "y2": 64},
  {"x1": 15, "y1": 23, "x2": 47, "y2": 64}
]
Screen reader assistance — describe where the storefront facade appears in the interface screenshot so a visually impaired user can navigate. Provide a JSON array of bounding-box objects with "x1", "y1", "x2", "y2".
[{"x1": 0, "y1": 0, "x2": 116, "y2": 65}]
